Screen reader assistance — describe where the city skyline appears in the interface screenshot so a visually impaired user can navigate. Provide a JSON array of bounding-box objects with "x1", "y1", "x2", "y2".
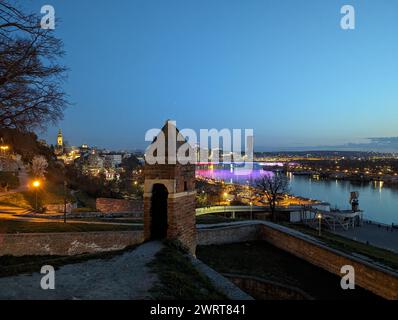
[
  {"x1": 21, "y1": 0, "x2": 398, "y2": 150},
  {"x1": 43, "y1": 127, "x2": 398, "y2": 153}
]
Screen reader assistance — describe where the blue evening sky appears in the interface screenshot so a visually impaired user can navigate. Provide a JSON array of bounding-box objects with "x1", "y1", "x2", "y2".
[{"x1": 22, "y1": 0, "x2": 398, "y2": 150}]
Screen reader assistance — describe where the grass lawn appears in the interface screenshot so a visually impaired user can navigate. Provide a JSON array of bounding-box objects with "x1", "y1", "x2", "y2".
[
  {"x1": 77, "y1": 217, "x2": 143, "y2": 224},
  {"x1": 0, "y1": 192, "x2": 31, "y2": 209},
  {"x1": 148, "y1": 243, "x2": 226, "y2": 300},
  {"x1": 0, "y1": 219, "x2": 141, "y2": 234},
  {"x1": 38, "y1": 182, "x2": 75, "y2": 205},
  {"x1": 0, "y1": 181, "x2": 75, "y2": 211},
  {"x1": 0, "y1": 172, "x2": 19, "y2": 189},
  {"x1": 281, "y1": 222, "x2": 398, "y2": 271},
  {"x1": 197, "y1": 241, "x2": 380, "y2": 300}
]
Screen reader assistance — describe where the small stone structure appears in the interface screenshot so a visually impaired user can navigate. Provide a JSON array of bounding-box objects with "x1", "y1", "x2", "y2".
[
  {"x1": 45, "y1": 202, "x2": 77, "y2": 214},
  {"x1": 144, "y1": 120, "x2": 197, "y2": 254}
]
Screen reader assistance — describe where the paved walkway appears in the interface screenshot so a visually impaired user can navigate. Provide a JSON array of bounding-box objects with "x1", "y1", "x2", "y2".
[
  {"x1": 0, "y1": 241, "x2": 163, "y2": 300},
  {"x1": 333, "y1": 223, "x2": 398, "y2": 253}
]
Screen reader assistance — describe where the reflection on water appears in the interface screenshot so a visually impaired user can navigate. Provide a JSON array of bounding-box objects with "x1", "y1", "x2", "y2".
[{"x1": 196, "y1": 164, "x2": 398, "y2": 225}]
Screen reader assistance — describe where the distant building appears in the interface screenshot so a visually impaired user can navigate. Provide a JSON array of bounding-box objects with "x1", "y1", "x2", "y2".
[
  {"x1": 55, "y1": 129, "x2": 64, "y2": 155},
  {"x1": 57, "y1": 129, "x2": 63, "y2": 147},
  {"x1": 54, "y1": 129, "x2": 81, "y2": 164},
  {"x1": 104, "y1": 154, "x2": 123, "y2": 168}
]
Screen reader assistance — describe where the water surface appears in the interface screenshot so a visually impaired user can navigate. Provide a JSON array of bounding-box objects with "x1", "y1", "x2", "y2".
[{"x1": 196, "y1": 164, "x2": 398, "y2": 224}]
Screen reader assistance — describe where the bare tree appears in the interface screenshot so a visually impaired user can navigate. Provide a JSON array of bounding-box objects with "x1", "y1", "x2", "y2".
[
  {"x1": 31, "y1": 155, "x2": 48, "y2": 178},
  {"x1": 256, "y1": 174, "x2": 290, "y2": 222},
  {"x1": 0, "y1": 1, "x2": 68, "y2": 130}
]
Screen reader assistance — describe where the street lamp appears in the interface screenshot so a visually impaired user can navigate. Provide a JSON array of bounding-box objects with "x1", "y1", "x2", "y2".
[
  {"x1": 32, "y1": 180, "x2": 41, "y2": 213},
  {"x1": 63, "y1": 180, "x2": 67, "y2": 223},
  {"x1": 0, "y1": 145, "x2": 9, "y2": 157},
  {"x1": 249, "y1": 202, "x2": 253, "y2": 220},
  {"x1": 316, "y1": 212, "x2": 322, "y2": 236}
]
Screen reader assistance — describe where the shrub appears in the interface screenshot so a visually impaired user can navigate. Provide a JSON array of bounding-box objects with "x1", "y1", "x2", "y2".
[{"x1": 0, "y1": 172, "x2": 19, "y2": 189}]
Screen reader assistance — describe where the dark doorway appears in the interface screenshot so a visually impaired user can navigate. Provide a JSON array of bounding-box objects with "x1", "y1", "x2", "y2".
[{"x1": 150, "y1": 184, "x2": 169, "y2": 239}]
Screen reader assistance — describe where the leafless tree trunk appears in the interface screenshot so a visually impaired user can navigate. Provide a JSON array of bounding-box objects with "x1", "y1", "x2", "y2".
[
  {"x1": 256, "y1": 174, "x2": 290, "y2": 222},
  {"x1": 30, "y1": 155, "x2": 48, "y2": 178},
  {"x1": 0, "y1": 1, "x2": 68, "y2": 131}
]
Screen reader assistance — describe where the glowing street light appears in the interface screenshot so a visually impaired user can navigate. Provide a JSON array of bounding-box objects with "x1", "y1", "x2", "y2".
[
  {"x1": 316, "y1": 212, "x2": 322, "y2": 236},
  {"x1": 0, "y1": 145, "x2": 9, "y2": 156},
  {"x1": 32, "y1": 180, "x2": 41, "y2": 212}
]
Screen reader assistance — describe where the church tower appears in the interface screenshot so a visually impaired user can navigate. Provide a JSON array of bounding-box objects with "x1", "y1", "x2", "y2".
[
  {"x1": 57, "y1": 129, "x2": 63, "y2": 147},
  {"x1": 55, "y1": 129, "x2": 64, "y2": 155}
]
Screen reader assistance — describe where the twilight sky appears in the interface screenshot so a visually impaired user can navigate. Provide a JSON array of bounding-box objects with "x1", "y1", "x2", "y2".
[{"x1": 23, "y1": 0, "x2": 398, "y2": 151}]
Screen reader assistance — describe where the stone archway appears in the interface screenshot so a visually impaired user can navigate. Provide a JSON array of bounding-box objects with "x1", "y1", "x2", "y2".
[{"x1": 150, "y1": 184, "x2": 169, "y2": 239}]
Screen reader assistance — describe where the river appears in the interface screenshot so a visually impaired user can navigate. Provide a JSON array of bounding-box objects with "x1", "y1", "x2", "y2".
[{"x1": 196, "y1": 163, "x2": 398, "y2": 225}]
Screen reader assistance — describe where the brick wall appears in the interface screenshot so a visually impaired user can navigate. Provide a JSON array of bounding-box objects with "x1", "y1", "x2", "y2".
[
  {"x1": 259, "y1": 223, "x2": 398, "y2": 300},
  {"x1": 144, "y1": 192, "x2": 197, "y2": 254},
  {"x1": 197, "y1": 224, "x2": 259, "y2": 245},
  {"x1": 96, "y1": 198, "x2": 143, "y2": 215},
  {"x1": 197, "y1": 222, "x2": 398, "y2": 300},
  {"x1": 0, "y1": 230, "x2": 144, "y2": 256},
  {"x1": 45, "y1": 203, "x2": 77, "y2": 214},
  {"x1": 144, "y1": 164, "x2": 196, "y2": 193},
  {"x1": 224, "y1": 273, "x2": 311, "y2": 300},
  {"x1": 143, "y1": 160, "x2": 197, "y2": 254},
  {"x1": 167, "y1": 194, "x2": 197, "y2": 253}
]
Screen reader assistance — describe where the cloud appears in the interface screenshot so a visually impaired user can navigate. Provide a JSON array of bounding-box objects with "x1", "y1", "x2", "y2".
[
  {"x1": 257, "y1": 137, "x2": 398, "y2": 152},
  {"x1": 304, "y1": 137, "x2": 398, "y2": 152}
]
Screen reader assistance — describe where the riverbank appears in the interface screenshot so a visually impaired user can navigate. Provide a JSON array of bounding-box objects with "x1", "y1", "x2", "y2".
[
  {"x1": 196, "y1": 175, "x2": 317, "y2": 208},
  {"x1": 289, "y1": 169, "x2": 398, "y2": 186},
  {"x1": 197, "y1": 166, "x2": 398, "y2": 225}
]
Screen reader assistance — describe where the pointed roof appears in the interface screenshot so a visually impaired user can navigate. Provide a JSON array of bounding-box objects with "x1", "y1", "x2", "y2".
[
  {"x1": 148, "y1": 120, "x2": 193, "y2": 164},
  {"x1": 159, "y1": 120, "x2": 187, "y2": 149}
]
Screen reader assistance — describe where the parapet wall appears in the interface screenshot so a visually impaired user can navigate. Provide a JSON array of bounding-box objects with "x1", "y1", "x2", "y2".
[
  {"x1": 0, "y1": 231, "x2": 144, "y2": 256},
  {"x1": 197, "y1": 224, "x2": 259, "y2": 245},
  {"x1": 197, "y1": 221, "x2": 398, "y2": 300},
  {"x1": 2, "y1": 220, "x2": 398, "y2": 299},
  {"x1": 259, "y1": 222, "x2": 398, "y2": 300},
  {"x1": 224, "y1": 273, "x2": 312, "y2": 300}
]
